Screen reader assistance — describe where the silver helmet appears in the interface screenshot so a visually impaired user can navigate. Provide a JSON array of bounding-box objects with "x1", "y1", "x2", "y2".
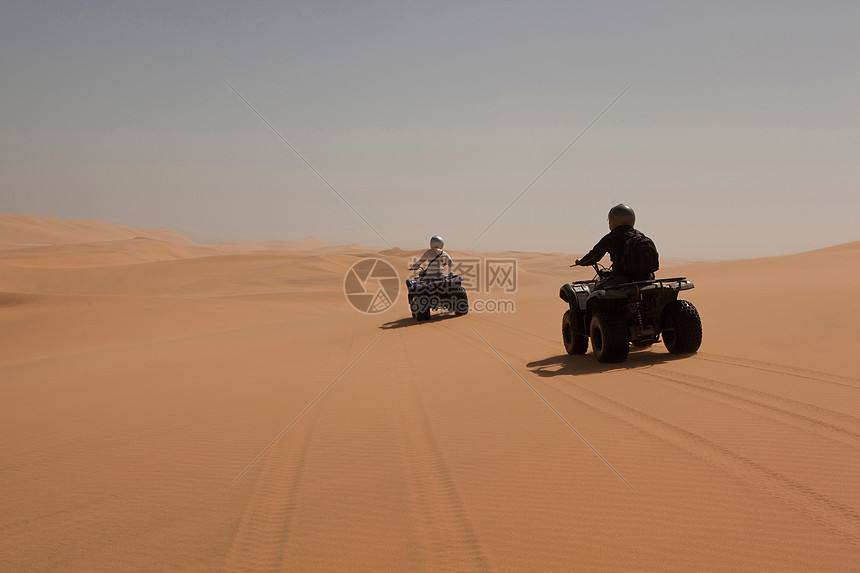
[
  {"x1": 608, "y1": 204, "x2": 636, "y2": 230},
  {"x1": 430, "y1": 235, "x2": 444, "y2": 249}
]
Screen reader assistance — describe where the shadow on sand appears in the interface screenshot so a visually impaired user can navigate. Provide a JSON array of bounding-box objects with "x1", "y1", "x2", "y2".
[
  {"x1": 527, "y1": 347, "x2": 693, "y2": 376},
  {"x1": 379, "y1": 312, "x2": 463, "y2": 330}
]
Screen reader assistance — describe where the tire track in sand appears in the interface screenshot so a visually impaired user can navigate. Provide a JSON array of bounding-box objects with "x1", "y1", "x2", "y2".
[
  {"x1": 471, "y1": 316, "x2": 860, "y2": 443},
  {"x1": 466, "y1": 314, "x2": 860, "y2": 545},
  {"x1": 639, "y1": 367, "x2": 860, "y2": 449},
  {"x1": 223, "y1": 330, "x2": 388, "y2": 571},
  {"x1": 542, "y1": 375, "x2": 860, "y2": 546},
  {"x1": 223, "y1": 394, "x2": 319, "y2": 572},
  {"x1": 693, "y1": 352, "x2": 860, "y2": 389},
  {"x1": 472, "y1": 314, "x2": 860, "y2": 391},
  {"x1": 223, "y1": 325, "x2": 489, "y2": 573},
  {"x1": 388, "y1": 328, "x2": 491, "y2": 572},
  {"x1": 468, "y1": 313, "x2": 559, "y2": 347},
  {"x1": 221, "y1": 333, "x2": 386, "y2": 571},
  {"x1": 222, "y1": 404, "x2": 322, "y2": 573}
]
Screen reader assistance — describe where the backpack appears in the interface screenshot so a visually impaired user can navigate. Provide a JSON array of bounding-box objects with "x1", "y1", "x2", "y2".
[{"x1": 621, "y1": 230, "x2": 659, "y2": 275}]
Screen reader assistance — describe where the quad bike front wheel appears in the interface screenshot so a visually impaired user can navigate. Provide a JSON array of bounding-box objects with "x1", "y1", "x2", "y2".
[
  {"x1": 661, "y1": 300, "x2": 702, "y2": 354},
  {"x1": 562, "y1": 310, "x2": 588, "y2": 355},
  {"x1": 410, "y1": 294, "x2": 431, "y2": 322},
  {"x1": 590, "y1": 311, "x2": 629, "y2": 363},
  {"x1": 453, "y1": 290, "x2": 469, "y2": 315}
]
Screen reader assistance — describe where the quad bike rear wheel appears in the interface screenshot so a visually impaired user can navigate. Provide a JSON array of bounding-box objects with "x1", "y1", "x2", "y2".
[
  {"x1": 562, "y1": 310, "x2": 588, "y2": 355},
  {"x1": 661, "y1": 300, "x2": 702, "y2": 354},
  {"x1": 590, "y1": 310, "x2": 629, "y2": 363}
]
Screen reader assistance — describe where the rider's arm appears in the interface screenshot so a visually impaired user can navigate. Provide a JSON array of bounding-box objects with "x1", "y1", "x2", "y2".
[
  {"x1": 410, "y1": 250, "x2": 430, "y2": 269},
  {"x1": 577, "y1": 234, "x2": 611, "y2": 266}
]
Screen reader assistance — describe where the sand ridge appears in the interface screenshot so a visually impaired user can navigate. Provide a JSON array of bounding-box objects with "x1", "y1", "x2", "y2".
[{"x1": 1, "y1": 213, "x2": 859, "y2": 571}]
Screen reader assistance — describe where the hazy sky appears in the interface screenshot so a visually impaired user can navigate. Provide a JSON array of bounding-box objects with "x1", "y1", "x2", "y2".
[{"x1": 2, "y1": 1, "x2": 858, "y2": 259}]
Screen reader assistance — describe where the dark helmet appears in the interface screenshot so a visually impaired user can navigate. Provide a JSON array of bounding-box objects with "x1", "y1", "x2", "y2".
[
  {"x1": 430, "y1": 235, "x2": 444, "y2": 249},
  {"x1": 608, "y1": 204, "x2": 635, "y2": 230}
]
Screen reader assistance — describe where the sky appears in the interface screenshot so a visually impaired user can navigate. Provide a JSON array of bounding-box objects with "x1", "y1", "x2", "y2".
[{"x1": 1, "y1": 1, "x2": 858, "y2": 259}]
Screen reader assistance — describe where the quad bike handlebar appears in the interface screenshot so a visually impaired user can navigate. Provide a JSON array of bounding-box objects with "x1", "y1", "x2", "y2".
[
  {"x1": 570, "y1": 261, "x2": 612, "y2": 279},
  {"x1": 408, "y1": 264, "x2": 455, "y2": 279}
]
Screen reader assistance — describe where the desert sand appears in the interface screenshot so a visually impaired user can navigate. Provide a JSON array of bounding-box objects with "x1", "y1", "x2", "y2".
[{"x1": 1, "y1": 213, "x2": 859, "y2": 572}]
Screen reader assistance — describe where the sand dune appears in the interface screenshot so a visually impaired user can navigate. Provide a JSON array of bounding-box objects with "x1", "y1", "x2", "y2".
[
  {"x1": 1, "y1": 214, "x2": 859, "y2": 571},
  {"x1": 0, "y1": 213, "x2": 192, "y2": 249}
]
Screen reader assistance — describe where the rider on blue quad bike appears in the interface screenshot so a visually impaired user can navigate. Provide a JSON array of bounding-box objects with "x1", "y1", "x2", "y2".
[{"x1": 407, "y1": 236, "x2": 468, "y2": 321}]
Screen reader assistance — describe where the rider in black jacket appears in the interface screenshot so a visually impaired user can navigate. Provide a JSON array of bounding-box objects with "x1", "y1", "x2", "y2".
[{"x1": 575, "y1": 204, "x2": 657, "y2": 288}]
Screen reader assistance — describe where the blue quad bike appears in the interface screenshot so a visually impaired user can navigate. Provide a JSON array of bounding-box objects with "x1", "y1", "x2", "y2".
[
  {"x1": 406, "y1": 265, "x2": 469, "y2": 321},
  {"x1": 559, "y1": 264, "x2": 702, "y2": 363}
]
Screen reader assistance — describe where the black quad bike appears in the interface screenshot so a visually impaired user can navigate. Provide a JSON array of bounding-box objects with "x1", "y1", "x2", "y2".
[
  {"x1": 559, "y1": 264, "x2": 702, "y2": 363},
  {"x1": 406, "y1": 265, "x2": 469, "y2": 321}
]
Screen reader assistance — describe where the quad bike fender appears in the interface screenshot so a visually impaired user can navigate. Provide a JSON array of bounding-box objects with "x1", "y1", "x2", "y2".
[
  {"x1": 561, "y1": 283, "x2": 594, "y2": 338},
  {"x1": 560, "y1": 284, "x2": 589, "y2": 337},
  {"x1": 560, "y1": 283, "x2": 591, "y2": 311},
  {"x1": 559, "y1": 283, "x2": 575, "y2": 303}
]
